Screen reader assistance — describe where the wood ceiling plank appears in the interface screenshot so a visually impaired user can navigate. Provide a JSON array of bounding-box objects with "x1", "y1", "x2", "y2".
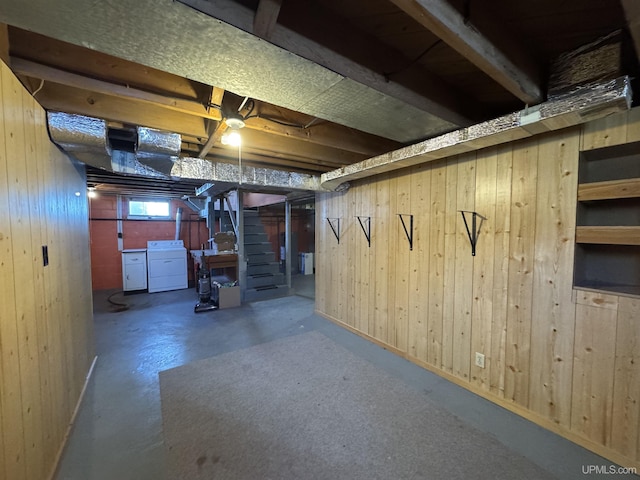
[
  {"x1": 32, "y1": 82, "x2": 208, "y2": 138},
  {"x1": 388, "y1": 0, "x2": 543, "y2": 105},
  {"x1": 254, "y1": 0, "x2": 282, "y2": 40},
  {"x1": 10, "y1": 58, "x2": 222, "y2": 121}
]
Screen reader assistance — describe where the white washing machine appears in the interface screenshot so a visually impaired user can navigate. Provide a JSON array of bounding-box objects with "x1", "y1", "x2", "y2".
[{"x1": 146, "y1": 240, "x2": 188, "y2": 293}]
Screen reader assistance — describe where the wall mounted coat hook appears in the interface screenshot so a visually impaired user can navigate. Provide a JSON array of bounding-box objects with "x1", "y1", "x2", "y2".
[
  {"x1": 326, "y1": 218, "x2": 340, "y2": 244},
  {"x1": 398, "y1": 214, "x2": 414, "y2": 251},
  {"x1": 356, "y1": 216, "x2": 371, "y2": 247},
  {"x1": 459, "y1": 211, "x2": 487, "y2": 256}
]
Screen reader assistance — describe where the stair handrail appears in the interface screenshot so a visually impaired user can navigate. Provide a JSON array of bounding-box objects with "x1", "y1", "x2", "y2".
[{"x1": 224, "y1": 194, "x2": 239, "y2": 239}]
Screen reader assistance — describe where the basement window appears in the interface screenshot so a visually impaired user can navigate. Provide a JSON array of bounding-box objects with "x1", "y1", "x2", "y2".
[{"x1": 128, "y1": 199, "x2": 170, "y2": 219}]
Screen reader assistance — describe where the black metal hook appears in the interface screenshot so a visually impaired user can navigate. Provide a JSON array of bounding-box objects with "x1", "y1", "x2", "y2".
[
  {"x1": 356, "y1": 216, "x2": 371, "y2": 247},
  {"x1": 327, "y1": 218, "x2": 340, "y2": 244},
  {"x1": 459, "y1": 211, "x2": 486, "y2": 256},
  {"x1": 398, "y1": 214, "x2": 414, "y2": 251}
]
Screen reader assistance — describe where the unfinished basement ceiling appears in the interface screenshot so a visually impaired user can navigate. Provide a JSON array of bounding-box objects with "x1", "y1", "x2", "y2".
[{"x1": 0, "y1": 0, "x2": 638, "y2": 195}]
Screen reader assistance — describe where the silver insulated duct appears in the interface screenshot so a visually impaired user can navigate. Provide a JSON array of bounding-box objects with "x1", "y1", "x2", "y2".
[
  {"x1": 47, "y1": 112, "x2": 179, "y2": 178},
  {"x1": 46, "y1": 111, "x2": 327, "y2": 192},
  {"x1": 47, "y1": 112, "x2": 113, "y2": 171},
  {"x1": 136, "y1": 126, "x2": 181, "y2": 175}
]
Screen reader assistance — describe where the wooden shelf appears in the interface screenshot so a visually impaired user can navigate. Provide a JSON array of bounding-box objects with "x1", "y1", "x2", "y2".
[
  {"x1": 578, "y1": 177, "x2": 640, "y2": 201},
  {"x1": 575, "y1": 226, "x2": 640, "y2": 245}
]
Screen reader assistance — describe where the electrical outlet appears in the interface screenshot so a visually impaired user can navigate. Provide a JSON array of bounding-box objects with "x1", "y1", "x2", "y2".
[{"x1": 475, "y1": 352, "x2": 485, "y2": 369}]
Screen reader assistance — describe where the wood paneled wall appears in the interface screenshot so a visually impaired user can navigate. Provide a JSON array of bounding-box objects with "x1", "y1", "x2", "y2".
[
  {"x1": 316, "y1": 107, "x2": 640, "y2": 469},
  {"x1": 0, "y1": 61, "x2": 94, "y2": 480}
]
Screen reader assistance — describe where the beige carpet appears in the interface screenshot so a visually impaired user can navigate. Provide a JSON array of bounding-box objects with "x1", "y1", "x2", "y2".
[{"x1": 159, "y1": 331, "x2": 557, "y2": 480}]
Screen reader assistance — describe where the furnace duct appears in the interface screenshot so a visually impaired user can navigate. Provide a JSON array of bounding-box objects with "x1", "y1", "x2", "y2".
[
  {"x1": 47, "y1": 76, "x2": 632, "y2": 194},
  {"x1": 320, "y1": 76, "x2": 633, "y2": 190}
]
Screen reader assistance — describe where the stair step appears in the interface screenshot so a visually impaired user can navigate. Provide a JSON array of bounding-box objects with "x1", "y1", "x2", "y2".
[
  {"x1": 244, "y1": 232, "x2": 268, "y2": 242},
  {"x1": 244, "y1": 284, "x2": 291, "y2": 303},
  {"x1": 245, "y1": 242, "x2": 274, "y2": 254},
  {"x1": 247, "y1": 262, "x2": 281, "y2": 275},
  {"x1": 248, "y1": 252, "x2": 276, "y2": 264},
  {"x1": 247, "y1": 272, "x2": 285, "y2": 288},
  {"x1": 244, "y1": 224, "x2": 266, "y2": 234}
]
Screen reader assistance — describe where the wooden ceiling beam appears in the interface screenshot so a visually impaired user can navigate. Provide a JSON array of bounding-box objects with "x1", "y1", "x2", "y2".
[
  {"x1": 0, "y1": 23, "x2": 9, "y2": 65},
  {"x1": 182, "y1": 142, "x2": 332, "y2": 174},
  {"x1": 388, "y1": 0, "x2": 543, "y2": 105},
  {"x1": 210, "y1": 86, "x2": 225, "y2": 108},
  {"x1": 199, "y1": 122, "x2": 226, "y2": 158},
  {"x1": 177, "y1": 0, "x2": 476, "y2": 126},
  {"x1": 254, "y1": 0, "x2": 282, "y2": 40},
  {"x1": 11, "y1": 58, "x2": 222, "y2": 121},
  {"x1": 244, "y1": 101, "x2": 400, "y2": 156},
  {"x1": 8, "y1": 27, "x2": 211, "y2": 102},
  {"x1": 622, "y1": 0, "x2": 640, "y2": 63},
  {"x1": 30, "y1": 82, "x2": 208, "y2": 138},
  {"x1": 237, "y1": 128, "x2": 364, "y2": 166}
]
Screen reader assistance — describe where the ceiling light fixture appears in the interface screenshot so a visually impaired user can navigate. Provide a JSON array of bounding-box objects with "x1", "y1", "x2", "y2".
[{"x1": 221, "y1": 114, "x2": 245, "y2": 147}]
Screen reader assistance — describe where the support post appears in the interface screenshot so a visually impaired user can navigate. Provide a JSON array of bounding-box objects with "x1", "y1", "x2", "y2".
[
  {"x1": 237, "y1": 189, "x2": 247, "y2": 301},
  {"x1": 285, "y1": 199, "x2": 292, "y2": 290}
]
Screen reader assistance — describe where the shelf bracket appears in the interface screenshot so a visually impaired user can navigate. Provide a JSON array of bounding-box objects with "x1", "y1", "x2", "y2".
[
  {"x1": 459, "y1": 211, "x2": 486, "y2": 256},
  {"x1": 398, "y1": 214, "x2": 414, "y2": 251},
  {"x1": 356, "y1": 216, "x2": 371, "y2": 247},
  {"x1": 327, "y1": 218, "x2": 340, "y2": 244}
]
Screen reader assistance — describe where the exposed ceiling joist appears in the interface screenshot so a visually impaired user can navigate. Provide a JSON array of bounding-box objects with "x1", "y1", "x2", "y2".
[
  {"x1": 0, "y1": 23, "x2": 8, "y2": 64},
  {"x1": 388, "y1": 0, "x2": 543, "y2": 104},
  {"x1": 199, "y1": 123, "x2": 226, "y2": 158},
  {"x1": 1, "y1": 0, "x2": 633, "y2": 198},
  {"x1": 8, "y1": 27, "x2": 210, "y2": 102},
  {"x1": 254, "y1": 0, "x2": 283, "y2": 40},
  {"x1": 28, "y1": 82, "x2": 209, "y2": 138},
  {"x1": 209, "y1": 86, "x2": 225, "y2": 108},
  {"x1": 11, "y1": 58, "x2": 222, "y2": 121},
  {"x1": 244, "y1": 102, "x2": 400, "y2": 155},
  {"x1": 622, "y1": 0, "x2": 640, "y2": 61},
  {"x1": 177, "y1": 0, "x2": 475, "y2": 127},
  {"x1": 195, "y1": 146, "x2": 339, "y2": 173}
]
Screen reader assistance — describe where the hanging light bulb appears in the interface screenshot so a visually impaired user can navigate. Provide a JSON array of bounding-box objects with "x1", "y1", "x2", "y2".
[
  {"x1": 221, "y1": 114, "x2": 245, "y2": 147},
  {"x1": 222, "y1": 129, "x2": 242, "y2": 147}
]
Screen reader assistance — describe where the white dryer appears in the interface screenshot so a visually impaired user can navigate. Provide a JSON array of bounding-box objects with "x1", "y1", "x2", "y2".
[{"x1": 146, "y1": 240, "x2": 188, "y2": 293}]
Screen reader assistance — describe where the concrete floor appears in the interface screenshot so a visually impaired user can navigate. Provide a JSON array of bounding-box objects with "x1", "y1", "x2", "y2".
[{"x1": 55, "y1": 274, "x2": 624, "y2": 480}]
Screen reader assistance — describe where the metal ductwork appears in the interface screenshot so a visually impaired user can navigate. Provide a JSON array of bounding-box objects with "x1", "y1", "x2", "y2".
[
  {"x1": 321, "y1": 76, "x2": 633, "y2": 190},
  {"x1": 46, "y1": 111, "x2": 327, "y2": 193},
  {"x1": 136, "y1": 127, "x2": 181, "y2": 175},
  {"x1": 49, "y1": 74, "x2": 632, "y2": 195},
  {"x1": 48, "y1": 111, "x2": 177, "y2": 178}
]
